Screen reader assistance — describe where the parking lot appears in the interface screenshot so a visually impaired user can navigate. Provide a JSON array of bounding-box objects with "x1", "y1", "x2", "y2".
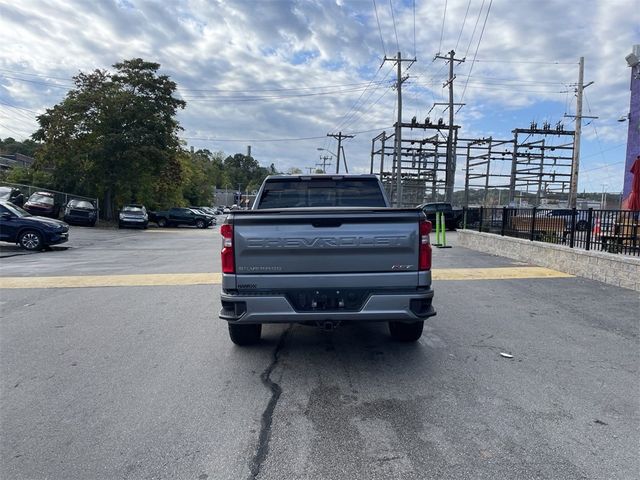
[{"x1": 1, "y1": 225, "x2": 638, "y2": 479}]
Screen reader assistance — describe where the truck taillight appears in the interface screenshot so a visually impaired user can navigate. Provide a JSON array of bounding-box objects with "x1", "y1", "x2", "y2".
[
  {"x1": 221, "y1": 224, "x2": 235, "y2": 274},
  {"x1": 419, "y1": 220, "x2": 432, "y2": 271}
]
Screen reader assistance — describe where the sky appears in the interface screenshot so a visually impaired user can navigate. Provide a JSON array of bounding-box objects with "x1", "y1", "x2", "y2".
[{"x1": 0, "y1": 0, "x2": 638, "y2": 194}]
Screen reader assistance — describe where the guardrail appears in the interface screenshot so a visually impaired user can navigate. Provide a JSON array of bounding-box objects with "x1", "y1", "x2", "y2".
[{"x1": 461, "y1": 207, "x2": 640, "y2": 256}]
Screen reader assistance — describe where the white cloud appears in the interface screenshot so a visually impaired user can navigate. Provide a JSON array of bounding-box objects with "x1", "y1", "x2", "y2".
[{"x1": 0, "y1": 0, "x2": 638, "y2": 192}]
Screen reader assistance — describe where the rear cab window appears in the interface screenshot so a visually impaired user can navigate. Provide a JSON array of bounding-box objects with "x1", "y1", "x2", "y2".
[{"x1": 256, "y1": 177, "x2": 387, "y2": 209}]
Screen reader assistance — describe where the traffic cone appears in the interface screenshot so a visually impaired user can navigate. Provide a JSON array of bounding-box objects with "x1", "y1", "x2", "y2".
[{"x1": 438, "y1": 211, "x2": 452, "y2": 248}]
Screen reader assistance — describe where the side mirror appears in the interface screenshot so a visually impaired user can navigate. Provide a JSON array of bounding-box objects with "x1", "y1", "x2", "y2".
[{"x1": 1, "y1": 213, "x2": 13, "y2": 220}]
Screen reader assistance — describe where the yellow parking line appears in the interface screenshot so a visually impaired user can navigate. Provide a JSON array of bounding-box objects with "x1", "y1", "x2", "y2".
[
  {"x1": 0, "y1": 273, "x2": 221, "y2": 289},
  {"x1": 432, "y1": 266, "x2": 573, "y2": 281},
  {"x1": 0, "y1": 267, "x2": 571, "y2": 289}
]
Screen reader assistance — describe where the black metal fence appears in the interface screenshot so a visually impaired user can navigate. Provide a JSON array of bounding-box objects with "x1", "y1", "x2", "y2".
[{"x1": 461, "y1": 207, "x2": 640, "y2": 256}]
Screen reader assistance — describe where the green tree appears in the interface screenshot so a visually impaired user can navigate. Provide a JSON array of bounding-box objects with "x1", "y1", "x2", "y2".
[
  {"x1": 222, "y1": 154, "x2": 271, "y2": 194},
  {"x1": 32, "y1": 58, "x2": 186, "y2": 218},
  {"x1": 182, "y1": 149, "x2": 225, "y2": 206},
  {"x1": 0, "y1": 137, "x2": 39, "y2": 157}
]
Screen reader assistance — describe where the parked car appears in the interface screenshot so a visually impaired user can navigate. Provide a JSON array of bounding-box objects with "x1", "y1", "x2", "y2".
[
  {"x1": 199, "y1": 206, "x2": 219, "y2": 216},
  {"x1": 190, "y1": 207, "x2": 217, "y2": 225},
  {"x1": 149, "y1": 207, "x2": 214, "y2": 228},
  {"x1": 545, "y1": 209, "x2": 590, "y2": 231},
  {"x1": 23, "y1": 191, "x2": 61, "y2": 219},
  {"x1": 0, "y1": 200, "x2": 69, "y2": 250},
  {"x1": 0, "y1": 186, "x2": 25, "y2": 207},
  {"x1": 63, "y1": 199, "x2": 97, "y2": 226},
  {"x1": 119, "y1": 204, "x2": 149, "y2": 229}
]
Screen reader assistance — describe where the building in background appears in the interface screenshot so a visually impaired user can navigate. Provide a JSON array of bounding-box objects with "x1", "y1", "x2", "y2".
[
  {"x1": 622, "y1": 45, "x2": 639, "y2": 209},
  {"x1": 0, "y1": 153, "x2": 35, "y2": 171}
]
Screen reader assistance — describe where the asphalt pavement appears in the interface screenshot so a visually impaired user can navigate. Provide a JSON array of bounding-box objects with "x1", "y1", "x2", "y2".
[{"x1": 1, "y1": 224, "x2": 638, "y2": 479}]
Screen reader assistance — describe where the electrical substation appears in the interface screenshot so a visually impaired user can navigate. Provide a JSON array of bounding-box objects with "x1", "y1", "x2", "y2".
[{"x1": 361, "y1": 53, "x2": 590, "y2": 208}]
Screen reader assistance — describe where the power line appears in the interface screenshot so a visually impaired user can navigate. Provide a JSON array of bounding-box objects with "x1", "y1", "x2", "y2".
[
  {"x1": 458, "y1": 0, "x2": 493, "y2": 107},
  {"x1": 1, "y1": 68, "x2": 389, "y2": 95},
  {"x1": 181, "y1": 84, "x2": 385, "y2": 102},
  {"x1": 372, "y1": 0, "x2": 386, "y2": 57},
  {"x1": 472, "y1": 59, "x2": 578, "y2": 65},
  {"x1": 333, "y1": 65, "x2": 387, "y2": 130},
  {"x1": 180, "y1": 80, "x2": 385, "y2": 93},
  {"x1": 0, "y1": 67, "x2": 74, "y2": 81},
  {"x1": 0, "y1": 105, "x2": 38, "y2": 125},
  {"x1": 583, "y1": 90, "x2": 608, "y2": 165},
  {"x1": 464, "y1": 0, "x2": 485, "y2": 59},
  {"x1": 0, "y1": 101, "x2": 40, "y2": 115},
  {"x1": 340, "y1": 82, "x2": 394, "y2": 131},
  {"x1": 438, "y1": 0, "x2": 448, "y2": 54},
  {"x1": 184, "y1": 134, "x2": 328, "y2": 143},
  {"x1": 413, "y1": 0, "x2": 416, "y2": 58},
  {"x1": 182, "y1": 126, "x2": 393, "y2": 144},
  {"x1": 0, "y1": 74, "x2": 72, "y2": 89},
  {"x1": 389, "y1": 0, "x2": 400, "y2": 53},
  {"x1": 455, "y1": 0, "x2": 472, "y2": 52},
  {"x1": 0, "y1": 122, "x2": 30, "y2": 138},
  {"x1": 455, "y1": 74, "x2": 569, "y2": 85},
  {"x1": 336, "y1": 65, "x2": 395, "y2": 132}
]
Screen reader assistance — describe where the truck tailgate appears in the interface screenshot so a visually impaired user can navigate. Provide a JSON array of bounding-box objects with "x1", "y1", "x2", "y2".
[{"x1": 232, "y1": 209, "x2": 421, "y2": 275}]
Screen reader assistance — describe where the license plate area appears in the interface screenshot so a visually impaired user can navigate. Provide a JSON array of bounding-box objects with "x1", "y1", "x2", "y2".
[{"x1": 286, "y1": 289, "x2": 370, "y2": 312}]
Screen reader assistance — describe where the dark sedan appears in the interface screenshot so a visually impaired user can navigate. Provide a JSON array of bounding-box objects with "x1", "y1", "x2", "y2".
[
  {"x1": 63, "y1": 199, "x2": 98, "y2": 226},
  {"x1": 119, "y1": 204, "x2": 149, "y2": 229},
  {"x1": 23, "y1": 191, "x2": 61, "y2": 218},
  {"x1": 0, "y1": 201, "x2": 69, "y2": 250}
]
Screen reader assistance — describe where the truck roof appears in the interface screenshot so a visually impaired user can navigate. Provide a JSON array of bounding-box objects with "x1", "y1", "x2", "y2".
[{"x1": 264, "y1": 174, "x2": 379, "y2": 181}]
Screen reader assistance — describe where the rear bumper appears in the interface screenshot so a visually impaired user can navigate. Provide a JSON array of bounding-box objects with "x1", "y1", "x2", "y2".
[
  {"x1": 219, "y1": 289, "x2": 435, "y2": 324},
  {"x1": 64, "y1": 214, "x2": 95, "y2": 225},
  {"x1": 119, "y1": 218, "x2": 148, "y2": 227}
]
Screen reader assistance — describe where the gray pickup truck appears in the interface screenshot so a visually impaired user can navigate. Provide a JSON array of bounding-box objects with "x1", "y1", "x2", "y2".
[{"x1": 219, "y1": 175, "x2": 436, "y2": 345}]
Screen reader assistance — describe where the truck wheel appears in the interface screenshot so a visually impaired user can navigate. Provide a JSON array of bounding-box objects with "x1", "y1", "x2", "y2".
[
  {"x1": 196, "y1": 219, "x2": 205, "y2": 229},
  {"x1": 157, "y1": 218, "x2": 167, "y2": 228},
  {"x1": 388, "y1": 321, "x2": 424, "y2": 342},
  {"x1": 18, "y1": 230, "x2": 43, "y2": 251},
  {"x1": 228, "y1": 323, "x2": 262, "y2": 345}
]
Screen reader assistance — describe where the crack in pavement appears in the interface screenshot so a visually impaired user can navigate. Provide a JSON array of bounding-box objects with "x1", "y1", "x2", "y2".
[{"x1": 248, "y1": 325, "x2": 293, "y2": 480}]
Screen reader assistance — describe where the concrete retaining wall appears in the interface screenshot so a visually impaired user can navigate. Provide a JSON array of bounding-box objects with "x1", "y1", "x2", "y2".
[{"x1": 457, "y1": 230, "x2": 640, "y2": 292}]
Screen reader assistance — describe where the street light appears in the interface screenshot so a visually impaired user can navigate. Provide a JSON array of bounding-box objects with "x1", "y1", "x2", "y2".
[{"x1": 316, "y1": 147, "x2": 337, "y2": 158}]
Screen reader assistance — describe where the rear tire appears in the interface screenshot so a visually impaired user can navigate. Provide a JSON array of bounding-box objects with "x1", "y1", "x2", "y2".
[
  {"x1": 228, "y1": 323, "x2": 262, "y2": 345},
  {"x1": 157, "y1": 218, "x2": 167, "y2": 228},
  {"x1": 196, "y1": 219, "x2": 205, "y2": 229},
  {"x1": 388, "y1": 321, "x2": 424, "y2": 342},
  {"x1": 18, "y1": 230, "x2": 43, "y2": 251}
]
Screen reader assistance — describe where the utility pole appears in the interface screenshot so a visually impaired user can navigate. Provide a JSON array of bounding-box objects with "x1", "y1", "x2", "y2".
[
  {"x1": 383, "y1": 51, "x2": 415, "y2": 206},
  {"x1": 317, "y1": 155, "x2": 332, "y2": 173},
  {"x1": 306, "y1": 167, "x2": 315, "y2": 174},
  {"x1": 435, "y1": 50, "x2": 465, "y2": 203},
  {"x1": 327, "y1": 131, "x2": 354, "y2": 174},
  {"x1": 566, "y1": 56, "x2": 596, "y2": 208}
]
